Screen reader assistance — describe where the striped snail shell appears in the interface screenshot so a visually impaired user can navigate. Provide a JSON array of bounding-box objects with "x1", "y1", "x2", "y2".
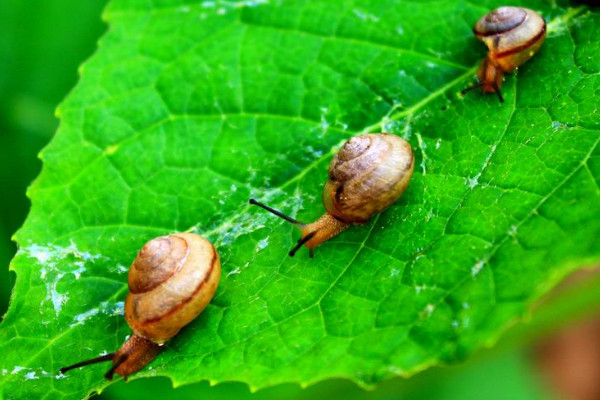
[
  {"x1": 126, "y1": 233, "x2": 220, "y2": 343},
  {"x1": 60, "y1": 233, "x2": 221, "y2": 380},
  {"x1": 463, "y1": 6, "x2": 546, "y2": 102},
  {"x1": 250, "y1": 133, "x2": 414, "y2": 257},
  {"x1": 324, "y1": 133, "x2": 414, "y2": 224}
]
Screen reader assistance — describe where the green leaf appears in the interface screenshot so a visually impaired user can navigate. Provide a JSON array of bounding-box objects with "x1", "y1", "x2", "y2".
[{"x1": 1, "y1": 1, "x2": 599, "y2": 399}]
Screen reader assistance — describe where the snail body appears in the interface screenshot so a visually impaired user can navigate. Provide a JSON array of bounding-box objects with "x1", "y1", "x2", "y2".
[
  {"x1": 463, "y1": 6, "x2": 546, "y2": 102},
  {"x1": 250, "y1": 133, "x2": 414, "y2": 257},
  {"x1": 60, "y1": 233, "x2": 221, "y2": 379}
]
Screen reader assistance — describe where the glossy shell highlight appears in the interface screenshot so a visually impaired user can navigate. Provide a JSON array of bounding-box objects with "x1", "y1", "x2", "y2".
[
  {"x1": 474, "y1": 7, "x2": 546, "y2": 73},
  {"x1": 125, "y1": 233, "x2": 221, "y2": 343},
  {"x1": 323, "y1": 133, "x2": 414, "y2": 224}
]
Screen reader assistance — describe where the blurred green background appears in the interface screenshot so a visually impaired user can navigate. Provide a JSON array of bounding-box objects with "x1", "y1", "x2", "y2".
[
  {"x1": 0, "y1": 1, "x2": 596, "y2": 399},
  {"x1": 0, "y1": 0, "x2": 108, "y2": 315}
]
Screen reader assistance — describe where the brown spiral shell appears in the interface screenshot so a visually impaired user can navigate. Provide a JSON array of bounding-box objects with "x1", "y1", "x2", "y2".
[
  {"x1": 474, "y1": 7, "x2": 546, "y2": 73},
  {"x1": 474, "y1": 6, "x2": 526, "y2": 35},
  {"x1": 125, "y1": 233, "x2": 221, "y2": 343},
  {"x1": 323, "y1": 133, "x2": 414, "y2": 224}
]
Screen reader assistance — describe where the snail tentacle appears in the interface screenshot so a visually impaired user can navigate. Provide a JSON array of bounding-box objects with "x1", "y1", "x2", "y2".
[
  {"x1": 251, "y1": 133, "x2": 414, "y2": 257},
  {"x1": 59, "y1": 233, "x2": 221, "y2": 380}
]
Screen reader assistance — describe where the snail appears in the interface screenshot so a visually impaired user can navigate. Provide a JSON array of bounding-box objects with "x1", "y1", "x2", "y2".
[
  {"x1": 59, "y1": 233, "x2": 221, "y2": 380},
  {"x1": 250, "y1": 133, "x2": 414, "y2": 257},
  {"x1": 462, "y1": 6, "x2": 546, "y2": 103}
]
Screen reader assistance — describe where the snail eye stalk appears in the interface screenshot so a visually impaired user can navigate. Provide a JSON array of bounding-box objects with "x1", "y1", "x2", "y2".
[
  {"x1": 59, "y1": 353, "x2": 116, "y2": 375},
  {"x1": 461, "y1": 81, "x2": 484, "y2": 95},
  {"x1": 249, "y1": 199, "x2": 305, "y2": 226},
  {"x1": 250, "y1": 199, "x2": 316, "y2": 257},
  {"x1": 105, "y1": 354, "x2": 128, "y2": 381},
  {"x1": 289, "y1": 232, "x2": 316, "y2": 257}
]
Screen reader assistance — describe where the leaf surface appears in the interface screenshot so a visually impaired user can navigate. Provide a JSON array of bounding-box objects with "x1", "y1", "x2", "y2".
[{"x1": 1, "y1": 1, "x2": 599, "y2": 399}]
